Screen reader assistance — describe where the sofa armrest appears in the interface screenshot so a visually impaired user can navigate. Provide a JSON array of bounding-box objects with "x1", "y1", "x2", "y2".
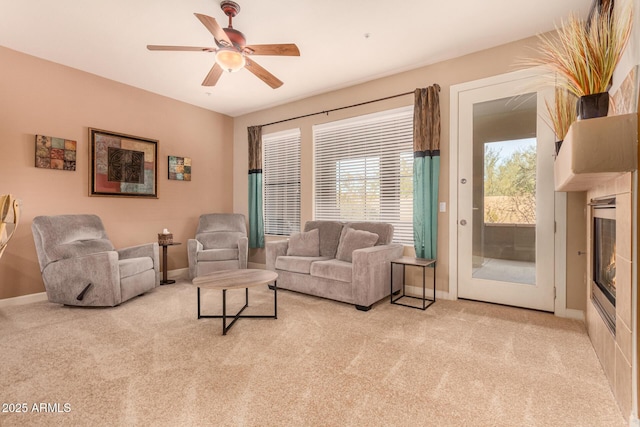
[
  {"x1": 266, "y1": 239, "x2": 289, "y2": 271},
  {"x1": 238, "y1": 236, "x2": 248, "y2": 269},
  {"x1": 187, "y1": 238, "x2": 203, "y2": 279},
  {"x1": 42, "y1": 251, "x2": 121, "y2": 306},
  {"x1": 117, "y1": 242, "x2": 160, "y2": 285},
  {"x1": 351, "y1": 243, "x2": 404, "y2": 307}
]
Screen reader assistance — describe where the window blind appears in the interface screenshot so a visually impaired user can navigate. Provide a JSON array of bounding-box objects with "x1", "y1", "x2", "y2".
[
  {"x1": 263, "y1": 128, "x2": 301, "y2": 236},
  {"x1": 313, "y1": 106, "x2": 414, "y2": 244}
]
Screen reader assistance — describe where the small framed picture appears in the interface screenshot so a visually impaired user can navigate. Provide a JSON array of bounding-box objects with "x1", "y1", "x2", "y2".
[
  {"x1": 168, "y1": 156, "x2": 191, "y2": 181},
  {"x1": 35, "y1": 135, "x2": 77, "y2": 171}
]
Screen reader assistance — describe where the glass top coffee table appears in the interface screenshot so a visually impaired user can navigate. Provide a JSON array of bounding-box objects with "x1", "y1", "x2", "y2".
[{"x1": 192, "y1": 269, "x2": 278, "y2": 335}]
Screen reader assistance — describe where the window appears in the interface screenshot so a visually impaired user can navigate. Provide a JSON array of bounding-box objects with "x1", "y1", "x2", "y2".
[
  {"x1": 263, "y1": 129, "x2": 301, "y2": 236},
  {"x1": 313, "y1": 106, "x2": 414, "y2": 244},
  {"x1": 483, "y1": 138, "x2": 536, "y2": 225}
]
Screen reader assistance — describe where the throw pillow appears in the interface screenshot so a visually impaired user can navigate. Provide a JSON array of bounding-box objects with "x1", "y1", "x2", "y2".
[
  {"x1": 335, "y1": 228, "x2": 379, "y2": 263},
  {"x1": 287, "y1": 228, "x2": 320, "y2": 257}
]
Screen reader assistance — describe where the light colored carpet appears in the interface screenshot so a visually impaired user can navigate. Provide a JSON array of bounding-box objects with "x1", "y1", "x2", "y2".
[{"x1": 0, "y1": 280, "x2": 625, "y2": 426}]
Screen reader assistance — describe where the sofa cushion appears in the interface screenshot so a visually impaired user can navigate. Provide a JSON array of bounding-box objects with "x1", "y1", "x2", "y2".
[
  {"x1": 197, "y1": 231, "x2": 245, "y2": 250},
  {"x1": 344, "y1": 222, "x2": 394, "y2": 245},
  {"x1": 119, "y1": 257, "x2": 154, "y2": 279},
  {"x1": 276, "y1": 256, "x2": 331, "y2": 274},
  {"x1": 198, "y1": 213, "x2": 246, "y2": 234},
  {"x1": 335, "y1": 228, "x2": 379, "y2": 263},
  {"x1": 310, "y1": 259, "x2": 353, "y2": 283},
  {"x1": 287, "y1": 228, "x2": 320, "y2": 257},
  {"x1": 52, "y1": 239, "x2": 114, "y2": 261},
  {"x1": 304, "y1": 221, "x2": 343, "y2": 258},
  {"x1": 197, "y1": 248, "x2": 239, "y2": 262}
]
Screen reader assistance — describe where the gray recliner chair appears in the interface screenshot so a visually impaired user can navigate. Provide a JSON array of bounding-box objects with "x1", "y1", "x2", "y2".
[
  {"x1": 187, "y1": 213, "x2": 248, "y2": 279},
  {"x1": 31, "y1": 214, "x2": 159, "y2": 307}
]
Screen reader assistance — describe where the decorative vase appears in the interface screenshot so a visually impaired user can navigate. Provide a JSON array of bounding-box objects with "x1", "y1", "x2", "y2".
[
  {"x1": 577, "y1": 92, "x2": 609, "y2": 120},
  {"x1": 555, "y1": 140, "x2": 563, "y2": 155}
]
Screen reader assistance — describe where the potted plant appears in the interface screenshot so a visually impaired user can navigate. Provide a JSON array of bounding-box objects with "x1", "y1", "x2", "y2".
[
  {"x1": 529, "y1": 4, "x2": 632, "y2": 119},
  {"x1": 545, "y1": 87, "x2": 577, "y2": 154}
]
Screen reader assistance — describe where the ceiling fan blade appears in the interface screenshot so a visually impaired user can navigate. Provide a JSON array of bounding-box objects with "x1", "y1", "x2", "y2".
[
  {"x1": 202, "y1": 63, "x2": 224, "y2": 86},
  {"x1": 244, "y1": 57, "x2": 283, "y2": 89},
  {"x1": 244, "y1": 44, "x2": 300, "y2": 56},
  {"x1": 147, "y1": 45, "x2": 216, "y2": 52},
  {"x1": 194, "y1": 13, "x2": 232, "y2": 48}
]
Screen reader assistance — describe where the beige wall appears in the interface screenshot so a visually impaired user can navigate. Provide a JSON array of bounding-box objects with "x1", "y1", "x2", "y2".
[
  {"x1": 613, "y1": 0, "x2": 640, "y2": 94},
  {"x1": 1, "y1": 32, "x2": 607, "y2": 310},
  {"x1": 566, "y1": 191, "x2": 587, "y2": 311},
  {"x1": 232, "y1": 36, "x2": 570, "y2": 297},
  {"x1": 0, "y1": 46, "x2": 234, "y2": 300}
]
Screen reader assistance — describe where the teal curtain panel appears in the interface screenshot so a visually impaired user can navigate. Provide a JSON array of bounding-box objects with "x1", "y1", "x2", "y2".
[
  {"x1": 412, "y1": 85, "x2": 441, "y2": 259},
  {"x1": 248, "y1": 126, "x2": 265, "y2": 248}
]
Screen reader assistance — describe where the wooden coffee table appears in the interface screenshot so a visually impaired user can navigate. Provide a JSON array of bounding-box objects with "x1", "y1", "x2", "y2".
[{"x1": 192, "y1": 269, "x2": 278, "y2": 335}]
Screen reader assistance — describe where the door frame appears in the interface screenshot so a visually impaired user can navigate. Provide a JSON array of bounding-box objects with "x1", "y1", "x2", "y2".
[{"x1": 448, "y1": 68, "x2": 571, "y2": 317}]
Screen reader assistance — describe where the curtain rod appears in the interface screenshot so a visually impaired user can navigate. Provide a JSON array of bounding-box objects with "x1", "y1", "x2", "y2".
[{"x1": 256, "y1": 88, "x2": 428, "y2": 129}]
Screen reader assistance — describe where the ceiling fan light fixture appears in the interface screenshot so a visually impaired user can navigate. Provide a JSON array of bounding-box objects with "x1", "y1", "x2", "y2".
[{"x1": 215, "y1": 48, "x2": 245, "y2": 72}]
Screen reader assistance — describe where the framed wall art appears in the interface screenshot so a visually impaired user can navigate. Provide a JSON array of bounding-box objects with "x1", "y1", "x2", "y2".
[
  {"x1": 89, "y1": 128, "x2": 158, "y2": 198},
  {"x1": 168, "y1": 155, "x2": 191, "y2": 181},
  {"x1": 35, "y1": 135, "x2": 77, "y2": 171}
]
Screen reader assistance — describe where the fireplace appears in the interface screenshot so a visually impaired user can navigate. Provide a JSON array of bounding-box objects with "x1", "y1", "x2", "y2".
[{"x1": 591, "y1": 196, "x2": 616, "y2": 335}]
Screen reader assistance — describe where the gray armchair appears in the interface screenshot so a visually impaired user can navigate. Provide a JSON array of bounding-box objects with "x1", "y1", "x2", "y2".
[
  {"x1": 31, "y1": 214, "x2": 159, "y2": 307},
  {"x1": 188, "y1": 213, "x2": 248, "y2": 279}
]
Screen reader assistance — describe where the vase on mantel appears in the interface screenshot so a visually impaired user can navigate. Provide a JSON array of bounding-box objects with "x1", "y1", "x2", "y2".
[
  {"x1": 555, "y1": 140, "x2": 563, "y2": 156},
  {"x1": 577, "y1": 92, "x2": 609, "y2": 120}
]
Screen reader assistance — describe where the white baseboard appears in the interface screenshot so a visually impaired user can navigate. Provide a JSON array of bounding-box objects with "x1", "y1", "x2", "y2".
[
  {"x1": 403, "y1": 285, "x2": 451, "y2": 301},
  {"x1": 0, "y1": 292, "x2": 48, "y2": 307},
  {"x1": 562, "y1": 308, "x2": 585, "y2": 321},
  {"x1": 555, "y1": 308, "x2": 585, "y2": 321},
  {"x1": 1, "y1": 268, "x2": 190, "y2": 307},
  {"x1": 167, "y1": 266, "x2": 267, "y2": 281},
  {"x1": 167, "y1": 267, "x2": 189, "y2": 281},
  {"x1": 248, "y1": 262, "x2": 267, "y2": 270},
  {"x1": 247, "y1": 265, "x2": 451, "y2": 300},
  {"x1": 629, "y1": 416, "x2": 640, "y2": 427}
]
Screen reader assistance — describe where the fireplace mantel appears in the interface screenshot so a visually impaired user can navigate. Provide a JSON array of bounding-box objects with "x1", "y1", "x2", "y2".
[{"x1": 554, "y1": 113, "x2": 638, "y2": 192}]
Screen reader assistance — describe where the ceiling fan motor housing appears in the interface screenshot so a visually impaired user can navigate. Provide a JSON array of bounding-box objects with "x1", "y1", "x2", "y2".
[
  {"x1": 218, "y1": 1, "x2": 245, "y2": 49},
  {"x1": 220, "y1": 28, "x2": 246, "y2": 49}
]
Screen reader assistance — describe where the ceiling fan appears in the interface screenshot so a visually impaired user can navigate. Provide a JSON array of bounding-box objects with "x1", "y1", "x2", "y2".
[{"x1": 147, "y1": 1, "x2": 300, "y2": 89}]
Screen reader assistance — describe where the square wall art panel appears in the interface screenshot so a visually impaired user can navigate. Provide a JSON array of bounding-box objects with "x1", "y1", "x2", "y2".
[
  {"x1": 168, "y1": 156, "x2": 191, "y2": 181},
  {"x1": 89, "y1": 128, "x2": 158, "y2": 198},
  {"x1": 35, "y1": 135, "x2": 77, "y2": 171}
]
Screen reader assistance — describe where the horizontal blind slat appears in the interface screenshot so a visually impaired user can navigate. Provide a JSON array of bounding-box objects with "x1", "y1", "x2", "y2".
[
  {"x1": 313, "y1": 106, "x2": 414, "y2": 245},
  {"x1": 263, "y1": 129, "x2": 301, "y2": 236}
]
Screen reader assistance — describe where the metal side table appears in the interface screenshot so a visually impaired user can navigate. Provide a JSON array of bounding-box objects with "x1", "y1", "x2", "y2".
[{"x1": 390, "y1": 256, "x2": 436, "y2": 310}]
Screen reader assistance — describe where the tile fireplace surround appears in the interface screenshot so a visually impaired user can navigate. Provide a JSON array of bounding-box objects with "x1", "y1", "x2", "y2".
[
  {"x1": 587, "y1": 173, "x2": 633, "y2": 419},
  {"x1": 555, "y1": 113, "x2": 638, "y2": 422}
]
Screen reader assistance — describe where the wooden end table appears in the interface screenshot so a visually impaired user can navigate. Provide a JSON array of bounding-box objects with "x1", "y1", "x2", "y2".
[
  {"x1": 192, "y1": 269, "x2": 278, "y2": 335},
  {"x1": 390, "y1": 257, "x2": 436, "y2": 310},
  {"x1": 159, "y1": 242, "x2": 181, "y2": 285}
]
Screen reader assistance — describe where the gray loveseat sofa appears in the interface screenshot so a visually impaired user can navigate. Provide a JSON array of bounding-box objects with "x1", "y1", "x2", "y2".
[{"x1": 266, "y1": 221, "x2": 403, "y2": 311}]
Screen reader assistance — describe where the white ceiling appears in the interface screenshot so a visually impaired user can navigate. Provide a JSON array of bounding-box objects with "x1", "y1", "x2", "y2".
[{"x1": 0, "y1": 0, "x2": 590, "y2": 117}]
